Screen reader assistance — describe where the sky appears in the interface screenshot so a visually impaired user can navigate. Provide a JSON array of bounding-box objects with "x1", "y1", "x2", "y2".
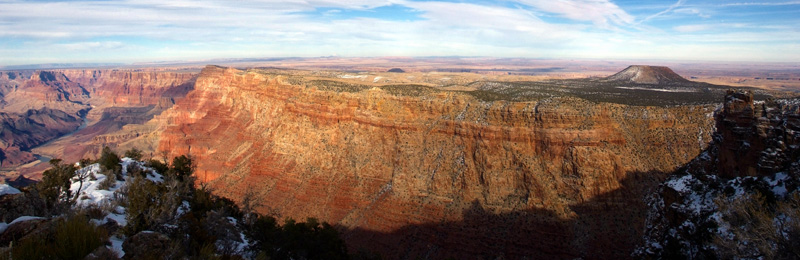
[{"x1": 0, "y1": 0, "x2": 799, "y2": 66}]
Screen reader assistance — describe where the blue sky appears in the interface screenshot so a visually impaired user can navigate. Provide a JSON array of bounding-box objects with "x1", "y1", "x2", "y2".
[{"x1": 0, "y1": 0, "x2": 798, "y2": 66}]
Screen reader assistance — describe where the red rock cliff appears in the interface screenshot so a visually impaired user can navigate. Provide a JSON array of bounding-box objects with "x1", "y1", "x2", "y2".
[
  {"x1": 59, "y1": 69, "x2": 195, "y2": 107},
  {"x1": 157, "y1": 66, "x2": 717, "y2": 259}
]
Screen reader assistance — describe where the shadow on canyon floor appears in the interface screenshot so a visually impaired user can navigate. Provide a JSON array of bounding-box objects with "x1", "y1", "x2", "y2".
[{"x1": 339, "y1": 170, "x2": 670, "y2": 260}]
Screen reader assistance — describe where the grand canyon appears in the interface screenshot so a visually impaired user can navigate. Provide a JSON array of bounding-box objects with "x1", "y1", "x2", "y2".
[{"x1": 2, "y1": 57, "x2": 799, "y2": 259}]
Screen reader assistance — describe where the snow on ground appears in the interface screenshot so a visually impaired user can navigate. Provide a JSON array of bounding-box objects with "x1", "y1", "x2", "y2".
[
  {"x1": 70, "y1": 158, "x2": 163, "y2": 208},
  {"x1": 0, "y1": 216, "x2": 46, "y2": 234},
  {"x1": 616, "y1": 86, "x2": 696, "y2": 93},
  {"x1": 767, "y1": 172, "x2": 790, "y2": 197},
  {"x1": 0, "y1": 184, "x2": 21, "y2": 196},
  {"x1": 666, "y1": 174, "x2": 694, "y2": 193},
  {"x1": 340, "y1": 74, "x2": 367, "y2": 79},
  {"x1": 67, "y1": 158, "x2": 165, "y2": 255},
  {"x1": 109, "y1": 235, "x2": 125, "y2": 257},
  {"x1": 373, "y1": 76, "x2": 383, "y2": 83}
]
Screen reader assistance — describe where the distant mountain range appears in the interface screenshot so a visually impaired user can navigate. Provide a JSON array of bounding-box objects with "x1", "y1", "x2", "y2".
[{"x1": 0, "y1": 63, "x2": 124, "y2": 70}]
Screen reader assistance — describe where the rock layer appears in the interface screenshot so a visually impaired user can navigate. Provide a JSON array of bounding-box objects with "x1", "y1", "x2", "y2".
[
  {"x1": 0, "y1": 69, "x2": 195, "y2": 171},
  {"x1": 715, "y1": 90, "x2": 800, "y2": 178},
  {"x1": 157, "y1": 66, "x2": 717, "y2": 259}
]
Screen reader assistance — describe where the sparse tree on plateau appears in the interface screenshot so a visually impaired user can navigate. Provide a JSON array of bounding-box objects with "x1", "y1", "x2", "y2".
[
  {"x1": 170, "y1": 155, "x2": 194, "y2": 182},
  {"x1": 38, "y1": 159, "x2": 78, "y2": 211},
  {"x1": 98, "y1": 146, "x2": 121, "y2": 179},
  {"x1": 124, "y1": 147, "x2": 144, "y2": 161}
]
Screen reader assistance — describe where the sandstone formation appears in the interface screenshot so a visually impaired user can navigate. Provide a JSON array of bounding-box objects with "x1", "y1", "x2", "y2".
[
  {"x1": 156, "y1": 65, "x2": 719, "y2": 259},
  {"x1": 715, "y1": 90, "x2": 800, "y2": 178},
  {"x1": 636, "y1": 90, "x2": 800, "y2": 258},
  {"x1": 0, "y1": 71, "x2": 90, "y2": 168},
  {"x1": 0, "y1": 69, "x2": 195, "y2": 173}
]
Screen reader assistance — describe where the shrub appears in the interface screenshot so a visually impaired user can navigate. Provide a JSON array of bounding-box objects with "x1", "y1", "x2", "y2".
[
  {"x1": 11, "y1": 215, "x2": 107, "y2": 260},
  {"x1": 246, "y1": 216, "x2": 348, "y2": 260},
  {"x1": 170, "y1": 155, "x2": 193, "y2": 182},
  {"x1": 79, "y1": 158, "x2": 95, "y2": 168},
  {"x1": 713, "y1": 191, "x2": 800, "y2": 259},
  {"x1": 97, "y1": 174, "x2": 117, "y2": 190},
  {"x1": 123, "y1": 176, "x2": 174, "y2": 235},
  {"x1": 126, "y1": 163, "x2": 147, "y2": 178},
  {"x1": 37, "y1": 159, "x2": 78, "y2": 211},
  {"x1": 124, "y1": 147, "x2": 144, "y2": 161},
  {"x1": 145, "y1": 159, "x2": 169, "y2": 176},
  {"x1": 98, "y1": 146, "x2": 121, "y2": 179}
]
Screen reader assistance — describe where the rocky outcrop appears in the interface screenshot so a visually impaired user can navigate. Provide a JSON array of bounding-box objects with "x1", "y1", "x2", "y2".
[
  {"x1": 605, "y1": 65, "x2": 691, "y2": 85},
  {"x1": 715, "y1": 90, "x2": 800, "y2": 178},
  {"x1": 122, "y1": 231, "x2": 173, "y2": 260},
  {"x1": 636, "y1": 90, "x2": 800, "y2": 258},
  {"x1": 156, "y1": 66, "x2": 718, "y2": 259}
]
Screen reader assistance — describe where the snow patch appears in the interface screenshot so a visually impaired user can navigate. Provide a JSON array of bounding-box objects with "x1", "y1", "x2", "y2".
[
  {"x1": 340, "y1": 74, "x2": 367, "y2": 79},
  {"x1": 616, "y1": 86, "x2": 696, "y2": 93},
  {"x1": 666, "y1": 174, "x2": 694, "y2": 193},
  {"x1": 0, "y1": 184, "x2": 21, "y2": 196}
]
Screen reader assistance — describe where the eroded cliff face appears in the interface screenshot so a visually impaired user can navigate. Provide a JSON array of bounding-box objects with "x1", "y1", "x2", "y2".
[
  {"x1": 31, "y1": 69, "x2": 196, "y2": 165},
  {"x1": 60, "y1": 69, "x2": 195, "y2": 108},
  {"x1": 157, "y1": 66, "x2": 717, "y2": 259},
  {"x1": 715, "y1": 91, "x2": 800, "y2": 178},
  {"x1": 636, "y1": 90, "x2": 800, "y2": 259},
  {"x1": 0, "y1": 69, "x2": 194, "y2": 172}
]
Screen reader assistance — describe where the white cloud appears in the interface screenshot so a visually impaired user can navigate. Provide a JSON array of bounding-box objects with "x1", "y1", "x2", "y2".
[
  {"x1": 673, "y1": 8, "x2": 711, "y2": 18},
  {"x1": 718, "y1": 1, "x2": 800, "y2": 6},
  {"x1": 674, "y1": 24, "x2": 713, "y2": 32},
  {"x1": 0, "y1": 0, "x2": 798, "y2": 65},
  {"x1": 58, "y1": 41, "x2": 125, "y2": 51},
  {"x1": 640, "y1": 0, "x2": 685, "y2": 23},
  {"x1": 513, "y1": 0, "x2": 634, "y2": 27}
]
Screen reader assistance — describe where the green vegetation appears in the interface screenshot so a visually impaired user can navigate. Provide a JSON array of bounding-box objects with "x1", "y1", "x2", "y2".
[
  {"x1": 98, "y1": 146, "x2": 122, "y2": 180},
  {"x1": 37, "y1": 159, "x2": 78, "y2": 212},
  {"x1": 308, "y1": 80, "x2": 370, "y2": 93},
  {"x1": 124, "y1": 147, "x2": 144, "y2": 161},
  {"x1": 713, "y1": 192, "x2": 800, "y2": 259},
  {"x1": 11, "y1": 215, "x2": 108, "y2": 260},
  {"x1": 378, "y1": 84, "x2": 436, "y2": 97},
  {"x1": 3, "y1": 152, "x2": 350, "y2": 259},
  {"x1": 247, "y1": 215, "x2": 348, "y2": 260}
]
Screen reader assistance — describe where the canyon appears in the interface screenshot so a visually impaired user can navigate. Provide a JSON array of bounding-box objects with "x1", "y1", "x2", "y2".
[
  {"x1": 0, "y1": 69, "x2": 194, "y2": 176},
  {"x1": 0, "y1": 62, "x2": 788, "y2": 258},
  {"x1": 153, "y1": 65, "x2": 729, "y2": 259}
]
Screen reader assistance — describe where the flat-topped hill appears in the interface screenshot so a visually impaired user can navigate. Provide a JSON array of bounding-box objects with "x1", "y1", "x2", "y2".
[{"x1": 605, "y1": 65, "x2": 691, "y2": 85}]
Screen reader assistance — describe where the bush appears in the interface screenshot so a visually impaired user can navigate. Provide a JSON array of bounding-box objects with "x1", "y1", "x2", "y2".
[
  {"x1": 126, "y1": 163, "x2": 147, "y2": 178},
  {"x1": 245, "y1": 216, "x2": 348, "y2": 260},
  {"x1": 713, "y1": 191, "x2": 800, "y2": 259},
  {"x1": 97, "y1": 174, "x2": 117, "y2": 190},
  {"x1": 145, "y1": 159, "x2": 169, "y2": 177},
  {"x1": 170, "y1": 155, "x2": 193, "y2": 182},
  {"x1": 124, "y1": 147, "x2": 144, "y2": 161},
  {"x1": 98, "y1": 146, "x2": 121, "y2": 179},
  {"x1": 123, "y1": 176, "x2": 175, "y2": 235},
  {"x1": 79, "y1": 158, "x2": 95, "y2": 168},
  {"x1": 11, "y1": 215, "x2": 107, "y2": 260},
  {"x1": 37, "y1": 159, "x2": 78, "y2": 211}
]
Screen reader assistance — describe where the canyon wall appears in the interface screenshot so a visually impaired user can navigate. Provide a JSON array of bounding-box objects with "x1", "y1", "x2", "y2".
[
  {"x1": 157, "y1": 66, "x2": 717, "y2": 259},
  {"x1": 59, "y1": 69, "x2": 195, "y2": 108},
  {"x1": 0, "y1": 69, "x2": 194, "y2": 172}
]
